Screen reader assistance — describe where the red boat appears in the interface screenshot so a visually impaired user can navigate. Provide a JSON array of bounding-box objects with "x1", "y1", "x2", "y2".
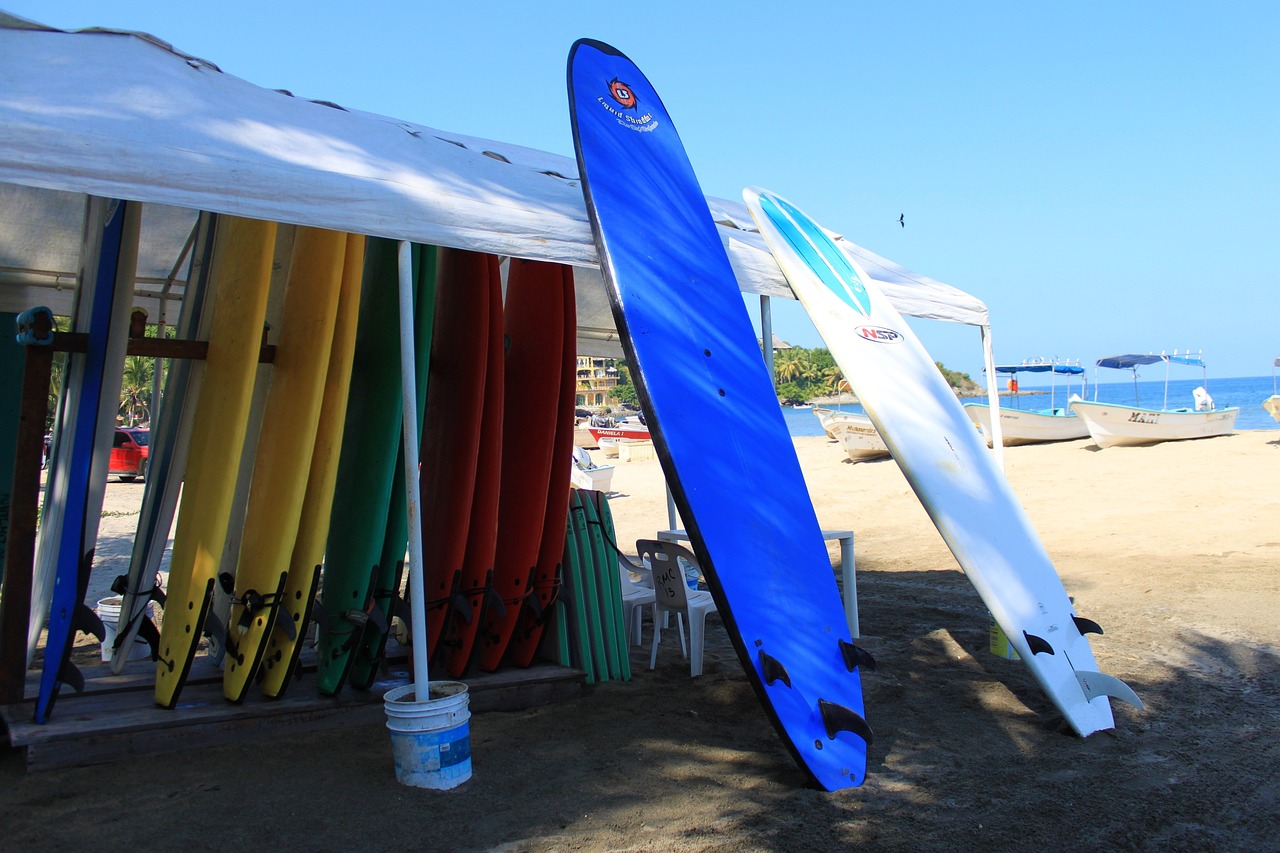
[{"x1": 585, "y1": 414, "x2": 650, "y2": 443}]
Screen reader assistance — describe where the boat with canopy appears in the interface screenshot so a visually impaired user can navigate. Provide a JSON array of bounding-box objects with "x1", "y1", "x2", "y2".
[
  {"x1": 963, "y1": 358, "x2": 1089, "y2": 446},
  {"x1": 1070, "y1": 351, "x2": 1238, "y2": 448}
]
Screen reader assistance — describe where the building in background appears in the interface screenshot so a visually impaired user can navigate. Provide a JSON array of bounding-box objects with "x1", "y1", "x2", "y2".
[{"x1": 576, "y1": 356, "x2": 622, "y2": 409}]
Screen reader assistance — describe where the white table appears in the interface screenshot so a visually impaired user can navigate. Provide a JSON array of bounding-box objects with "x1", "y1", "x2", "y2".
[{"x1": 655, "y1": 527, "x2": 859, "y2": 638}]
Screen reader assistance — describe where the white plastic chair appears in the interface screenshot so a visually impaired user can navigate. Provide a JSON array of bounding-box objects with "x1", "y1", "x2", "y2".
[
  {"x1": 617, "y1": 556, "x2": 656, "y2": 645},
  {"x1": 636, "y1": 539, "x2": 718, "y2": 677}
]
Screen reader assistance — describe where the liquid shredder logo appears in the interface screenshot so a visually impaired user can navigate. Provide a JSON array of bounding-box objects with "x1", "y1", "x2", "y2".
[
  {"x1": 597, "y1": 74, "x2": 657, "y2": 132},
  {"x1": 608, "y1": 78, "x2": 636, "y2": 109}
]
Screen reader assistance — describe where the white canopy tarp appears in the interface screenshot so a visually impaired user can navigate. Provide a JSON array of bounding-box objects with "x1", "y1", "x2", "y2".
[{"x1": 0, "y1": 13, "x2": 991, "y2": 366}]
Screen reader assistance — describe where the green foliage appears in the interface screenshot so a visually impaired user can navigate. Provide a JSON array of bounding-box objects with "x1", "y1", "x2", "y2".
[
  {"x1": 769, "y1": 346, "x2": 976, "y2": 402},
  {"x1": 611, "y1": 380, "x2": 638, "y2": 407}
]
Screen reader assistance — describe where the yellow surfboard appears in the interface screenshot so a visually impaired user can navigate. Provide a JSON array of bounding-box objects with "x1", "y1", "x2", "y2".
[
  {"x1": 223, "y1": 227, "x2": 349, "y2": 702},
  {"x1": 259, "y1": 233, "x2": 365, "y2": 698},
  {"x1": 155, "y1": 217, "x2": 276, "y2": 709}
]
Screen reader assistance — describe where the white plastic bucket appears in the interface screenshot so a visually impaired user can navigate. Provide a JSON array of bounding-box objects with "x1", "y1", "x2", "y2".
[
  {"x1": 384, "y1": 681, "x2": 472, "y2": 790},
  {"x1": 96, "y1": 596, "x2": 153, "y2": 662}
]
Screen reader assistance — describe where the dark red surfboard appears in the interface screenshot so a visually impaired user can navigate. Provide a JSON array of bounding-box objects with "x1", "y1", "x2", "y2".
[
  {"x1": 505, "y1": 264, "x2": 577, "y2": 667},
  {"x1": 437, "y1": 254, "x2": 506, "y2": 675},
  {"x1": 419, "y1": 250, "x2": 495, "y2": 659},
  {"x1": 472, "y1": 259, "x2": 566, "y2": 672}
]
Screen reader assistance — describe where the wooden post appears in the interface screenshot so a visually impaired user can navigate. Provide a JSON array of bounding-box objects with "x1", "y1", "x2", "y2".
[{"x1": 0, "y1": 344, "x2": 54, "y2": 702}]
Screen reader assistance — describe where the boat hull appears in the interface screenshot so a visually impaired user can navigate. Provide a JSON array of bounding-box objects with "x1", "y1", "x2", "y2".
[
  {"x1": 817, "y1": 412, "x2": 890, "y2": 462},
  {"x1": 1070, "y1": 399, "x2": 1239, "y2": 448},
  {"x1": 585, "y1": 425, "x2": 650, "y2": 443},
  {"x1": 1264, "y1": 395, "x2": 1280, "y2": 425},
  {"x1": 963, "y1": 403, "x2": 1089, "y2": 446}
]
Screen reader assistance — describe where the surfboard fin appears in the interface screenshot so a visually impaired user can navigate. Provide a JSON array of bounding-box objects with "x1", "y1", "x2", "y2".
[
  {"x1": 1023, "y1": 631, "x2": 1055, "y2": 656},
  {"x1": 204, "y1": 612, "x2": 227, "y2": 649},
  {"x1": 272, "y1": 607, "x2": 297, "y2": 643},
  {"x1": 838, "y1": 639, "x2": 876, "y2": 672},
  {"x1": 57, "y1": 658, "x2": 85, "y2": 694},
  {"x1": 1075, "y1": 670, "x2": 1145, "y2": 710},
  {"x1": 758, "y1": 650, "x2": 791, "y2": 687},
  {"x1": 818, "y1": 699, "x2": 874, "y2": 745},
  {"x1": 482, "y1": 580, "x2": 505, "y2": 620},
  {"x1": 310, "y1": 598, "x2": 330, "y2": 636},
  {"x1": 136, "y1": 617, "x2": 162, "y2": 661},
  {"x1": 73, "y1": 602, "x2": 106, "y2": 643},
  {"x1": 1072, "y1": 616, "x2": 1103, "y2": 636}
]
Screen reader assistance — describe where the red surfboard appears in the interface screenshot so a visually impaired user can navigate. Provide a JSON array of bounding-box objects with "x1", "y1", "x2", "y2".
[
  {"x1": 506, "y1": 264, "x2": 577, "y2": 667},
  {"x1": 437, "y1": 254, "x2": 506, "y2": 676},
  {"x1": 472, "y1": 259, "x2": 566, "y2": 672},
  {"x1": 418, "y1": 250, "x2": 494, "y2": 659}
]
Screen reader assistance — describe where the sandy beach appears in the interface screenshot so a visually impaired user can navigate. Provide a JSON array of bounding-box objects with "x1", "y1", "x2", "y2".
[{"x1": 4, "y1": 430, "x2": 1279, "y2": 851}]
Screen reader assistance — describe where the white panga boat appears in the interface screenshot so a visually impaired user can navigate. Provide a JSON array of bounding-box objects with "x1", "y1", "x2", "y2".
[
  {"x1": 812, "y1": 407, "x2": 891, "y2": 463},
  {"x1": 963, "y1": 358, "x2": 1089, "y2": 446},
  {"x1": 1070, "y1": 351, "x2": 1239, "y2": 448},
  {"x1": 1264, "y1": 357, "x2": 1280, "y2": 425}
]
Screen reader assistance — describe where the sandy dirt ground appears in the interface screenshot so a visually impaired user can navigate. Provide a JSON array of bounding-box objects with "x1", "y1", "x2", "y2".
[{"x1": 4, "y1": 430, "x2": 1279, "y2": 851}]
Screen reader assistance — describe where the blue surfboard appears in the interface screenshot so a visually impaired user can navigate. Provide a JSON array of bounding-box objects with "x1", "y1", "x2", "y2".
[
  {"x1": 568, "y1": 39, "x2": 873, "y2": 790},
  {"x1": 36, "y1": 198, "x2": 140, "y2": 722}
]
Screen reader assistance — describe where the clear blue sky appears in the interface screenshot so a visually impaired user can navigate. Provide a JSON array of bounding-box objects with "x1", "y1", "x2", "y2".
[{"x1": 11, "y1": 1, "x2": 1278, "y2": 381}]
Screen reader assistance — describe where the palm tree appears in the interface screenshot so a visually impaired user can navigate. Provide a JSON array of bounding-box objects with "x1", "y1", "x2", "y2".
[
  {"x1": 774, "y1": 349, "x2": 807, "y2": 384},
  {"x1": 118, "y1": 355, "x2": 154, "y2": 426},
  {"x1": 822, "y1": 364, "x2": 845, "y2": 393}
]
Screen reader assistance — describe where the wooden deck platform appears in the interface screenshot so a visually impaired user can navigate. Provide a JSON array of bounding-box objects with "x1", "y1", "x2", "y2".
[{"x1": 2, "y1": 648, "x2": 584, "y2": 773}]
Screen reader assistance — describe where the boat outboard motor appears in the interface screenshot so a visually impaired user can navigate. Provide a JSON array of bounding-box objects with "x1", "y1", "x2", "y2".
[{"x1": 1193, "y1": 386, "x2": 1214, "y2": 411}]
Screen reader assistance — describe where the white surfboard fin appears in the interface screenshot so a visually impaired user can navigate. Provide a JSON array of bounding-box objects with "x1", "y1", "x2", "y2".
[
  {"x1": 839, "y1": 639, "x2": 877, "y2": 672},
  {"x1": 1075, "y1": 670, "x2": 1144, "y2": 710},
  {"x1": 758, "y1": 649, "x2": 791, "y2": 687},
  {"x1": 1023, "y1": 631, "x2": 1055, "y2": 656},
  {"x1": 1072, "y1": 616, "x2": 1103, "y2": 636},
  {"x1": 818, "y1": 699, "x2": 874, "y2": 745}
]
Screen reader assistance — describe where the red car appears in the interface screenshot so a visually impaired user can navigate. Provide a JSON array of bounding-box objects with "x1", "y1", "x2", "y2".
[{"x1": 109, "y1": 428, "x2": 149, "y2": 482}]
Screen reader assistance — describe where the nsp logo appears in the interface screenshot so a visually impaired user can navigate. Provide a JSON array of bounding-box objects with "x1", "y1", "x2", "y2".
[{"x1": 855, "y1": 325, "x2": 903, "y2": 344}]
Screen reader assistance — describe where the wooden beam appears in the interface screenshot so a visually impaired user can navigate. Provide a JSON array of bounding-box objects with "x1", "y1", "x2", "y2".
[
  {"x1": 51, "y1": 331, "x2": 276, "y2": 363},
  {"x1": 0, "y1": 344, "x2": 53, "y2": 703}
]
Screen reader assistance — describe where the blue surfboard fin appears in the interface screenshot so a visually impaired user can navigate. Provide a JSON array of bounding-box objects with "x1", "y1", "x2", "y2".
[
  {"x1": 1023, "y1": 631, "x2": 1055, "y2": 655},
  {"x1": 758, "y1": 649, "x2": 791, "y2": 687},
  {"x1": 1075, "y1": 670, "x2": 1144, "y2": 710},
  {"x1": 1072, "y1": 616, "x2": 1103, "y2": 636},
  {"x1": 839, "y1": 639, "x2": 876, "y2": 672},
  {"x1": 818, "y1": 699, "x2": 874, "y2": 745}
]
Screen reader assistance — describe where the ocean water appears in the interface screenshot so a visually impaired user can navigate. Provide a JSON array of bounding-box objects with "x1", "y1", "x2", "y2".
[{"x1": 781, "y1": 374, "x2": 1280, "y2": 437}]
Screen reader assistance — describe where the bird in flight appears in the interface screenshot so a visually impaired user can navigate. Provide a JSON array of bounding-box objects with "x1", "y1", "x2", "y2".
[{"x1": 897, "y1": 213, "x2": 905, "y2": 228}]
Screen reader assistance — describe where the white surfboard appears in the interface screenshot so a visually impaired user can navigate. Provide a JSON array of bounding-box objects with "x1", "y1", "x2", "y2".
[{"x1": 744, "y1": 188, "x2": 1142, "y2": 736}]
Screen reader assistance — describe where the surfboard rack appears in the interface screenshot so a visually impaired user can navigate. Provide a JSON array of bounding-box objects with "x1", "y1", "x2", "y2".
[{"x1": 2, "y1": 650, "x2": 585, "y2": 773}]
